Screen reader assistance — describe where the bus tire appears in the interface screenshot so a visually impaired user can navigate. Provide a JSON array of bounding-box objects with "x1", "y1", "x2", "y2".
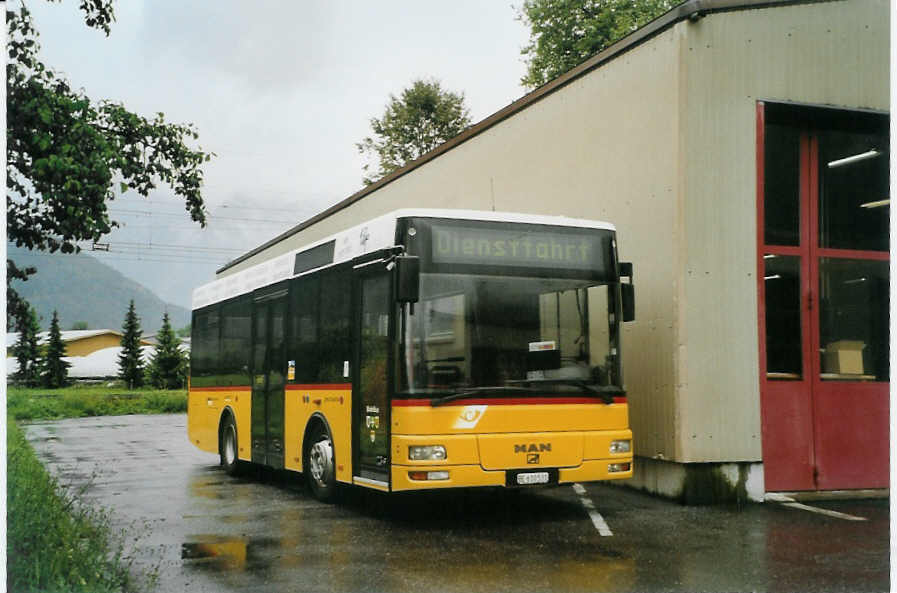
[
  {"x1": 304, "y1": 421, "x2": 337, "y2": 502},
  {"x1": 219, "y1": 414, "x2": 242, "y2": 476}
]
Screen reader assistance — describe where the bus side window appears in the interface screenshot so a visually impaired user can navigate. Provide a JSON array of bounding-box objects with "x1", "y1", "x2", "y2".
[
  {"x1": 318, "y1": 271, "x2": 351, "y2": 383},
  {"x1": 289, "y1": 276, "x2": 320, "y2": 383},
  {"x1": 190, "y1": 311, "x2": 205, "y2": 386},
  {"x1": 192, "y1": 306, "x2": 221, "y2": 388},
  {"x1": 220, "y1": 296, "x2": 251, "y2": 386}
]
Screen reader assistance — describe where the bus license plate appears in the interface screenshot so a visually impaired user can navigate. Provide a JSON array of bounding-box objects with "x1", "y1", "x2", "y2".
[{"x1": 516, "y1": 471, "x2": 550, "y2": 485}]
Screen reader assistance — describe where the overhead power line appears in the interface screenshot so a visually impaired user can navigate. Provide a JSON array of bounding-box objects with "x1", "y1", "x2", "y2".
[
  {"x1": 109, "y1": 241, "x2": 246, "y2": 254},
  {"x1": 108, "y1": 208, "x2": 292, "y2": 225},
  {"x1": 9, "y1": 250, "x2": 227, "y2": 266},
  {"x1": 91, "y1": 254, "x2": 227, "y2": 265},
  {"x1": 115, "y1": 221, "x2": 284, "y2": 233}
]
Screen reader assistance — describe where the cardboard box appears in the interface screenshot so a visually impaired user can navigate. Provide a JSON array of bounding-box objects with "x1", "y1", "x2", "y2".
[{"x1": 822, "y1": 340, "x2": 865, "y2": 375}]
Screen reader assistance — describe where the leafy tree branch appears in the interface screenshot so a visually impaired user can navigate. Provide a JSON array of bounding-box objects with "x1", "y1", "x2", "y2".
[
  {"x1": 6, "y1": 1, "x2": 213, "y2": 317},
  {"x1": 517, "y1": 0, "x2": 678, "y2": 89}
]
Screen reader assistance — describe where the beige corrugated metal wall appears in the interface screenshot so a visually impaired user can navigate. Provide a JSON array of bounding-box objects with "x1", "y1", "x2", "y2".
[
  {"x1": 215, "y1": 0, "x2": 888, "y2": 466},
  {"x1": 678, "y1": 0, "x2": 889, "y2": 462},
  {"x1": 221, "y1": 23, "x2": 686, "y2": 460}
]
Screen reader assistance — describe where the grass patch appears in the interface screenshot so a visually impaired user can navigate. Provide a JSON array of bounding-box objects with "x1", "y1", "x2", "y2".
[
  {"x1": 7, "y1": 385, "x2": 187, "y2": 421},
  {"x1": 7, "y1": 420, "x2": 135, "y2": 592}
]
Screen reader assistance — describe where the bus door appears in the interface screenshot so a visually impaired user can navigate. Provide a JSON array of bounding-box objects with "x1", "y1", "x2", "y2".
[
  {"x1": 251, "y1": 285, "x2": 287, "y2": 469},
  {"x1": 352, "y1": 269, "x2": 392, "y2": 485}
]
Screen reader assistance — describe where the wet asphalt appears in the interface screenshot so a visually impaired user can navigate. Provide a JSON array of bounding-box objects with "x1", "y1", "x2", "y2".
[{"x1": 22, "y1": 414, "x2": 888, "y2": 593}]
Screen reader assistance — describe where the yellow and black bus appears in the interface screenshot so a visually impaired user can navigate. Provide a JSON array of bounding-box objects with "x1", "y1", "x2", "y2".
[{"x1": 189, "y1": 209, "x2": 635, "y2": 501}]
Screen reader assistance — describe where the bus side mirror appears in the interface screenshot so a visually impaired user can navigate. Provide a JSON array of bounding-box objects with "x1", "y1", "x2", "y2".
[
  {"x1": 395, "y1": 255, "x2": 420, "y2": 303},
  {"x1": 619, "y1": 262, "x2": 635, "y2": 322}
]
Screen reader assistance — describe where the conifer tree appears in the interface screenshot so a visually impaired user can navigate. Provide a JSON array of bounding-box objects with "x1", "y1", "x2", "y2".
[
  {"x1": 118, "y1": 300, "x2": 144, "y2": 388},
  {"x1": 13, "y1": 306, "x2": 41, "y2": 386},
  {"x1": 41, "y1": 310, "x2": 70, "y2": 388},
  {"x1": 146, "y1": 312, "x2": 187, "y2": 389}
]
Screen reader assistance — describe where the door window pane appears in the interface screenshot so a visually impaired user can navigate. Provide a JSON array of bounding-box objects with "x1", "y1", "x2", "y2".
[
  {"x1": 267, "y1": 300, "x2": 286, "y2": 459},
  {"x1": 818, "y1": 130, "x2": 889, "y2": 251},
  {"x1": 764, "y1": 124, "x2": 801, "y2": 246},
  {"x1": 764, "y1": 255, "x2": 802, "y2": 379},
  {"x1": 252, "y1": 304, "x2": 268, "y2": 388},
  {"x1": 818, "y1": 258, "x2": 888, "y2": 381},
  {"x1": 268, "y1": 300, "x2": 285, "y2": 389},
  {"x1": 359, "y1": 274, "x2": 390, "y2": 470}
]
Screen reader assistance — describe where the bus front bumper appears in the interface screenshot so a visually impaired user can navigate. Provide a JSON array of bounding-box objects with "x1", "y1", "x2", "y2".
[{"x1": 390, "y1": 458, "x2": 633, "y2": 492}]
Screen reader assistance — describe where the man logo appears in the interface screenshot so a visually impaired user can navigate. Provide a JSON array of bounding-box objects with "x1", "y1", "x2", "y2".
[
  {"x1": 527, "y1": 453, "x2": 540, "y2": 464},
  {"x1": 514, "y1": 443, "x2": 551, "y2": 453}
]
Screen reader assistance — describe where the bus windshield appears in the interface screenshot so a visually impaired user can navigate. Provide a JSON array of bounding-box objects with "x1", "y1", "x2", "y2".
[{"x1": 397, "y1": 272, "x2": 622, "y2": 396}]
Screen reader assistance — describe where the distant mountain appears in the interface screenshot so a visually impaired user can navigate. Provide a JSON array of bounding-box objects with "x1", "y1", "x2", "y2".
[{"x1": 8, "y1": 245, "x2": 191, "y2": 333}]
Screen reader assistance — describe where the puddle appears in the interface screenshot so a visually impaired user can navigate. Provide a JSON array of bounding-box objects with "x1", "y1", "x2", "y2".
[
  {"x1": 181, "y1": 535, "x2": 288, "y2": 573},
  {"x1": 182, "y1": 536, "x2": 251, "y2": 570}
]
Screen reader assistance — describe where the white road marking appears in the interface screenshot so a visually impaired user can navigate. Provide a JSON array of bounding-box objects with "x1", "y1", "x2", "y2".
[
  {"x1": 781, "y1": 502, "x2": 867, "y2": 521},
  {"x1": 765, "y1": 493, "x2": 867, "y2": 521},
  {"x1": 573, "y1": 483, "x2": 613, "y2": 536},
  {"x1": 586, "y1": 509, "x2": 614, "y2": 536}
]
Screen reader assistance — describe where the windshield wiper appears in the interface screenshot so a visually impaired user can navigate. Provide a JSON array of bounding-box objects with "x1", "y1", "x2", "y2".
[
  {"x1": 506, "y1": 378, "x2": 619, "y2": 404},
  {"x1": 429, "y1": 386, "x2": 539, "y2": 407}
]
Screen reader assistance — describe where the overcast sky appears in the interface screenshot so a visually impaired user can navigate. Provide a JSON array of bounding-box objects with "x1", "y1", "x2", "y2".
[{"x1": 25, "y1": 1, "x2": 532, "y2": 308}]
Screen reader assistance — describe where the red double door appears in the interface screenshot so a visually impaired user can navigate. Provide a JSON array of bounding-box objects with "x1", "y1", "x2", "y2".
[{"x1": 757, "y1": 104, "x2": 889, "y2": 492}]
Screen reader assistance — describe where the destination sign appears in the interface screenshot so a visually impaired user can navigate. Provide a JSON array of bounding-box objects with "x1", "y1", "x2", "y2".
[{"x1": 430, "y1": 224, "x2": 603, "y2": 272}]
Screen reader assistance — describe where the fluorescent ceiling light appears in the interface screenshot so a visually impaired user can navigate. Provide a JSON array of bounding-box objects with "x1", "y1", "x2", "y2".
[
  {"x1": 843, "y1": 278, "x2": 867, "y2": 285},
  {"x1": 827, "y1": 149, "x2": 881, "y2": 168},
  {"x1": 764, "y1": 274, "x2": 781, "y2": 281},
  {"x1": 859, "y1": 199, "x2": 889, "y2": 209},
  {"x1": 763, "y1": 254, "x2": 778, "y2": 259}
]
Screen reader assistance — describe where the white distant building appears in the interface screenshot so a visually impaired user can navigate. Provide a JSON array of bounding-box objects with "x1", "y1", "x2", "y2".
[{"x1": 6, "y1": 330, "x2": 188, "y2": 379}]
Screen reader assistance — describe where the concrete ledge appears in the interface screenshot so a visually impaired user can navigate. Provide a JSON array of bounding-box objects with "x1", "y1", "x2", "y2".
[
  {"x1": 619, "y1": 458, "x2": 888, "y2": 504},
  {"x1": 620, "y1": 457, "x2": 765, "y2": 504}
]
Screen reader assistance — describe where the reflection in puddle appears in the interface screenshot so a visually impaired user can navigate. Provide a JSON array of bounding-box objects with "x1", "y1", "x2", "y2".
[
  {"x1": 182, "y1": 534, "x2": 302, "y2": 575},
  {"x1": 182, "y1": 535, "x2": 253, "y2": 570},
  {"x1": 181, "y1": 531, "x2": 636, "y2": 592},
  {"x1": 179, "y1": 476, "x2": 641, "y2": 592},
  {"x1": 188, "y1": 471, "x2": 232, "y2": 500}
]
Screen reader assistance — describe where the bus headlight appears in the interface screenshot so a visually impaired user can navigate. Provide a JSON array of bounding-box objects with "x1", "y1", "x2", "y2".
[
  {"x1": 409, "y1": 445, "x2": 446, "y2": 461},
  {"x1": 609, "y1": 439, "x2": 631, "y2": 454}
]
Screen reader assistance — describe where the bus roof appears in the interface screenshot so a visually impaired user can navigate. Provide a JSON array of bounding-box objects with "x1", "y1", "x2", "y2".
[{"x1": 193, "y1": 209, "x2": 616, "y2": 310}]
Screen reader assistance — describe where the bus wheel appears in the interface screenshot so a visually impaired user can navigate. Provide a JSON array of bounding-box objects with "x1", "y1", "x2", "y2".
[
  {"x1": 220, "y1": 416, "x2": 241, "y2": 476},
  {"x1": 305, "y1": 422, "x2": 337, "y2": 502}
]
